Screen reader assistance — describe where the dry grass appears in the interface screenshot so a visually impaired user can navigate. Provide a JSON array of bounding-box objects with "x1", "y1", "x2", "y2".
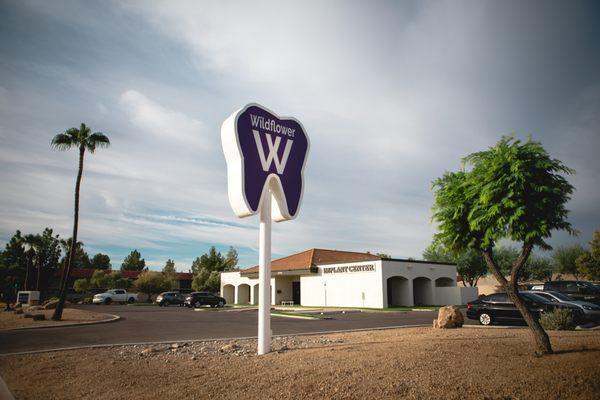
[
  {"x1": 1, "y1": 327, "x2": 599, "y2": 399},
  {"x1": 0, "y1": 308, "x2": 112, "y2": 330}
]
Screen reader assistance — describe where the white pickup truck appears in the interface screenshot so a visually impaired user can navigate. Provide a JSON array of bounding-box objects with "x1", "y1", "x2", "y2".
[{"x1": 93, "y1": 289, "x2": 138, "y2": 305}]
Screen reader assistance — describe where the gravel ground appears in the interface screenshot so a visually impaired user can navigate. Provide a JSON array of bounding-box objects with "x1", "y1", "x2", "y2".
[
  {"x1": 1, "y1": 327, "x2": 599, "y2": 399},
  {"x1": 0, "y1": 308, "x2": 112, "y2": 330}
]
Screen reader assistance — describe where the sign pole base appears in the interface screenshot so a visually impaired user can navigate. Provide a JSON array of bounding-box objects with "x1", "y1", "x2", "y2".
[{"x1": 258, "y1": 192, "x2": 272, "y2": 355}]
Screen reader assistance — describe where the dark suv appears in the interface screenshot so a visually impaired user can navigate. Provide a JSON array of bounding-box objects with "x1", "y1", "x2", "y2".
[
  {"x1": 156, "y1": 292, "x2": 185, "y2": 307},
  {"x1": 467, "y1": 292, "x2": 584, "y2": 326},
  {"x1": 543, "y1": 281, "x2": 600, "y2": 305},
  {"x1": 185, "y1": 292, "x2": 226, "y2": 308}
]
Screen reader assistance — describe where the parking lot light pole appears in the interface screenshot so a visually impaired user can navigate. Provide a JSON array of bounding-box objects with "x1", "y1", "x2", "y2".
[{"x1": 258, "y1": 192, "x2": 272, "y2": 355}]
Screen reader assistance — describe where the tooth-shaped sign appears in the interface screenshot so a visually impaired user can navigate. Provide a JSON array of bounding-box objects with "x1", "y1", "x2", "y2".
[{"x1": 221, "y1": 103, "x2": 310, "y2": 221}]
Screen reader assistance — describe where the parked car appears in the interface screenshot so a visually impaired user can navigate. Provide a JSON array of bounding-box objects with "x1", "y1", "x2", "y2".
[
  {"x1": 156, "y1": 292, "x2": 185, "y2": 307},
  {"x1": 184, "y1": 292, "x2": 226, "y2": 308},
  {"x1": 542, "y1": 281, "x2": 600, "y2": 305},
  {"x1": 523, "y1": 290, "x2": 600, "y2": 322},
  {"x1": 93, "y1": 289, "x2": 138, "y2": 305},
  {"x1": 467, "y1": 292, "x2": 585, "y2": 326}
]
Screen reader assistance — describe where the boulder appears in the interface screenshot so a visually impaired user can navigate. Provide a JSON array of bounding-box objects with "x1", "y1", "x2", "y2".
[
  {"x1": 43, "y1": 300, "x2": 70, "y2": 310},
  {"x1": 26, "y1": 305, "x2": 44, "y2": 312},
  {"x1": 433, "y1": 305, "x2": 464, "y2": 329},
  {"x1": 219, "y1": 343, "x2": 239, "y2": 353}
]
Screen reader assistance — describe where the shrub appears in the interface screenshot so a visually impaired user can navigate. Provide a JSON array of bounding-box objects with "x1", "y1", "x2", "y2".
[{"x1": 540, "y1": 308, "x2": 575, "y2": 330}]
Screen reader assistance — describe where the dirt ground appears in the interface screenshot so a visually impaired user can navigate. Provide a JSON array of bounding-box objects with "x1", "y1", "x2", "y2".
[
  {"x1": 0, "y1": 308, "x2": 113, "y2": 330},
  {"x1": 1, "y1": 327, "x2": 599, "y2": 400}
]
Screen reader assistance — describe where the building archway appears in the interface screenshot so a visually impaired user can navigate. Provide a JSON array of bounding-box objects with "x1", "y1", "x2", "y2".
[
  {"x1": 237, "y1": 284, "x2": 250, "y2": 304},
  {"x1": 387, "y1": 276, "x2": 410, "y2": 307},
  {"x1": 413, "y1": 277, "x2": 433, "y2": 305},
  {"x1": 435, "y1": 277, "x2": 454, "y2": 287},
  {"x1": 222, "y1": 284, "x2": 235, "y2": 305},
  {"x1": 252, "y1": 284, "x2": 259, "y2": 305}
]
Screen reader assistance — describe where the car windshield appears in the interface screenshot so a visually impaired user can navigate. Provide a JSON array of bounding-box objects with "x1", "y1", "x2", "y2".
[
  {"x1": 521, "y1": 293, "x2": 548, "y2": 303},
  {"x1": 579, "y1": 282, "x2": 600, "y2": 293},
  {"x1": 549, "y1": 292, "x2": 574, "y2": 301}
]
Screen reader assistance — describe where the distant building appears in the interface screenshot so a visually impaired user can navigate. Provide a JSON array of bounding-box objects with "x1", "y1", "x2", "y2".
[{"x1": 220, "y1": 249, "x2": 478, "y2": 308}]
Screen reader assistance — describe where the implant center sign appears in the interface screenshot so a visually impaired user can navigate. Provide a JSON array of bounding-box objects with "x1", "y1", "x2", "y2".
[{"x1": 221, "y1": 103, "x2": 310, "y2": 220}]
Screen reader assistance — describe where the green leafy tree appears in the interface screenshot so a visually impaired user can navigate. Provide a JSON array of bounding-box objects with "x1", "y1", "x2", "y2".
[
  {"x1": 73, "y1": 278, "x2": 91, "y2": 293},
  {"x1": 60, "y1": 238, "x2": 90, "y2": 269},
  {"x1": 90, "y1": 253, "x2": 111, "y2": 270},
  {"x1": 162, "y1": 259, "x2": 177, "y2": 289},
  {"x1": 224, "y1": 247, "x2": 239, "y2": 270},
  {"x1": 521, "y1": 256, "x2": 555, "y2": 282},
  {"x1": 432, "y1": 136, "x2": 575, "y2": 355},
  {"x1": 576, "y1": 231, "x2": 600, "y2": 280},
  {"x1": 423, "y1": 242, "x2": 454, "y2": 263},
  {"x1": 423, "y1": 242, "x2": 487, "y2": 286},
  {"x1": 552, "y1": 245, "x2": 587, "y2": 279},
  {"x1": 121, "y1": 250, "x2": 146, "y2": 271},
  {"x1": 134, "y1": 271, "x2": 171, "y2": 303},
  {"x1": 51, "y1": 123, "x2": 110, "y2": 321},
  {"x1": 0, "y1": 231, "x2": 26, "y2": 303},
  {"x1": 90, "y1": 270, "x2": 112, "y2": 289},
  {"x1": 35, "y1": 228, "x2": 62, "y2": 292},
  {"x1": 455, "y1": 250, "x2": 488, "y2": 287},
  {"x1": 191, "y1": 246, "x2": 227, "y2": 274},
  {"x1": 192, "y1": 268, "x2": 221, "y2": 293}
]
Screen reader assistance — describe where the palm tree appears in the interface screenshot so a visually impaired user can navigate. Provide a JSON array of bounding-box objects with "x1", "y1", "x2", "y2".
[
  {"x1": 51, "y1": 123, "x2": 110, "y2": 320},
  {"x1": 21, "y1": 234, "x2": 38, "y2": 291}
]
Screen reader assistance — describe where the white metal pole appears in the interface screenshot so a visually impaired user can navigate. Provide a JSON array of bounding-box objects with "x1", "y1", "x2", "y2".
[{"x1": 258, "y1": 192, "x2": 272, "y2": 355}]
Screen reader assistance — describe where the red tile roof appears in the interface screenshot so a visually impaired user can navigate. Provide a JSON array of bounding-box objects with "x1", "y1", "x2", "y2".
[{"x1": 241, "y1": 249, "x2": 381, "y2": 275}]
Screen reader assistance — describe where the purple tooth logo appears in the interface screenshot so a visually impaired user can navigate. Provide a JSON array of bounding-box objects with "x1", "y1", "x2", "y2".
[{"x1": 221, "y1": 103, "x2": 310, "y2": 221}]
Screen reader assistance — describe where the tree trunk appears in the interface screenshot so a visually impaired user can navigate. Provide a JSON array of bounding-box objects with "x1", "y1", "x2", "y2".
[
  {"x1": 36, "y1": 256, "x2": 42, "y2": 292},
  {"x1": 52, "y1": 147, "x2": 85, "y2": 321},
  {"x1": 24, "y1": 255, "x2": 31, "y2": 291},
  {"x1": 482, "y1": 246, "x2": 553, "y2": 355}
]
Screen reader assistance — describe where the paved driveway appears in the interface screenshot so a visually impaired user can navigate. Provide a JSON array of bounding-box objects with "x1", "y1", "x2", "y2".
[{"x1": 0, "y1": 305, "x2": 469, "y2": 354}]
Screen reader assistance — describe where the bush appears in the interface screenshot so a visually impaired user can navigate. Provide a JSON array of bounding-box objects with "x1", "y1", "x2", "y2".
[{"x1": 540, "y1": 308, "x2": 575, "y2": 330}]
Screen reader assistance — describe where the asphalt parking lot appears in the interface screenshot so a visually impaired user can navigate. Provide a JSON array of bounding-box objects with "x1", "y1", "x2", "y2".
[{"x1": 0, "y1": 305, "x2": 473, "y2": 354}]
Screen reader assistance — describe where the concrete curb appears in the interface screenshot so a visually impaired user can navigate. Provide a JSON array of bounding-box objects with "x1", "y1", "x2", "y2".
[
  {"x1": 0, "y1": 314, "x2": 120, "y2": 332},
  {"x1": 0, "y1": 374, "x2": 15, "y2": 400},
  {"x1": 0, "y1": 324, "x2": 430, "y2": 357}
]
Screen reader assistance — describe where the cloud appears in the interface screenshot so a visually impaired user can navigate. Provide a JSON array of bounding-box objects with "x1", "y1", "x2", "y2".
[{"x1": 0, "y1": 0, "x2": 599, "y2": 271}]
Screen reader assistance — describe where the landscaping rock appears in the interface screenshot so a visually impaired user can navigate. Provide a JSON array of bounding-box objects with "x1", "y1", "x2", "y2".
[
  {"x1": 220, "y1": 343, "x2": 239, "y2": 353},
  {"x1": 26, "y1": 305, "x2": 44, "y2": 311},
  {"x1": 32, "y1": 314, "x2": 45, "y2": 321},
  {"x1": 433, "y1": 305, "x2": 464, "y2": 329},
  {"x1": 43, "y1": 300, "x2": 71, "y2": 310}
]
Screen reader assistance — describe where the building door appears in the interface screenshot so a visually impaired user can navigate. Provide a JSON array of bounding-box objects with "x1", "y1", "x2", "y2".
[{"x1": 292, "y1": 281, "x2": 301, "y2": 305}]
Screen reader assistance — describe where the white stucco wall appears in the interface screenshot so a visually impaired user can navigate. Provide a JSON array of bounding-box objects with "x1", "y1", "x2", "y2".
[
  {"x1": 300, "y1": 261, "x2": 384, "y2": 308},
  {"x1": 221, "y1": 259, "x2": 473, "y2": 308},
  {"x1": 380, "y1": 260, "x2": 458, "y2": 307}
]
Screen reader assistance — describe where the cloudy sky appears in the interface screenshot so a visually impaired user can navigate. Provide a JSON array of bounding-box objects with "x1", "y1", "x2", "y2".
[{"x1": 1, "y1": 1, "x2": 599, "y2": 271}]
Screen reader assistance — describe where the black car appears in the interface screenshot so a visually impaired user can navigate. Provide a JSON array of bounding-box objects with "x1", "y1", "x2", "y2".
[
  {"x1": 542, "y1": 281, "x2": 600, "y2": 305},
  {"x1": 185, "y1": 292, "x2": 226, "y2": 308},
  {"x1": 156, "y1": 292, "x2": 185, "y2": 307},
  {"x1": 467, "y1": 292, "x2": 584, "y2": 326}
]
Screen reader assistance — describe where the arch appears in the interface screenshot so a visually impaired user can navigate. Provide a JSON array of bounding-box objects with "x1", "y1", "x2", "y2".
[
  {"x1": 222, "y1": 284, "x2": 235, "y2": 305},
  {"x1": 252, "y1": 284, "x2": 259, "y2": 305},
  {"x1": 413, "y1": 277, "x2": 434, "y2": 305},
  {"x1": 387, "y1": 276, "x2": 410, "y2": 307},
  {"x1": 435, "y1": 277, "x2": 455, "y2": 287},
  {"x1": 237, "y1": 284, "x2": 251, "y2": 304}
]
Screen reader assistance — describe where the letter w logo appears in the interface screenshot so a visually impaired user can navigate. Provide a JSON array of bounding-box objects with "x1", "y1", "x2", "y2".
[{"x1": 253, "y1": 130, "x2": 293, "y2": 174}]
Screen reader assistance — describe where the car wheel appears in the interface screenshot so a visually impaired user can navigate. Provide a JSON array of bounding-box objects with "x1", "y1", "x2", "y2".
[
  {"x1": 104, "y1": 298, "x2": 112, "y2": 305},
  {"x1": 218, "y1": 300, "x2": 224, "y2": 308},
  {"x1": 128, "y1": 297, "x2": 135, "y2": 304},
  {"x1": 479, "y1": 313, "x2": 492, "y2": 326},
  {"x1": 164, "y1": 301, "x2": 170, "y2": 307},
  {"x1": 195, "y1": 301, "x2": 201, "y2": 308}
]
